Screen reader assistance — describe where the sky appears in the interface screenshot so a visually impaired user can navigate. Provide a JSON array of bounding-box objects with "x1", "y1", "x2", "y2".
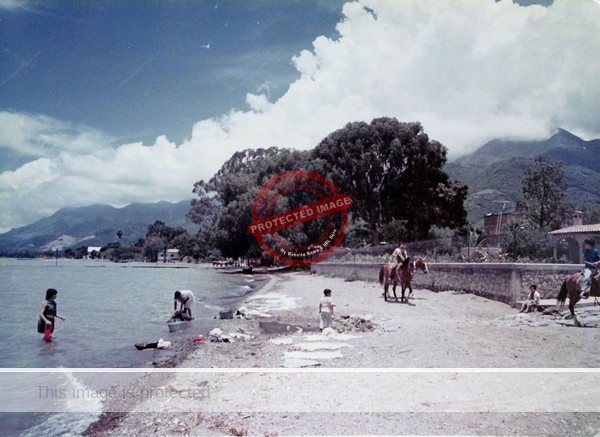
[{"x1": 1, "y1": 0, "x2": 599, "y2": 233}]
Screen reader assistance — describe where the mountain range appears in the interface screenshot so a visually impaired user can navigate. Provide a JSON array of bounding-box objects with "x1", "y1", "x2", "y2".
[
  {"x1": 445, "y1": 128, "x2": 600, "y2": 227},
  {"x1": 0, "y1": 200, "x2": 195, "y2": 255},
  {"x1": 1, "y1": 128, "x2": 599, "y2": 255}
]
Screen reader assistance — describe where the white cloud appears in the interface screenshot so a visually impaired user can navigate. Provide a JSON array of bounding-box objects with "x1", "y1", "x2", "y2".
[
  {"x1": 2, "y1": 0, "x2": 600, "y2": 232},
  {"x1": 0, "y1": 0, "x2": 28, "y2": 9},
  {"x1": 0, "y1": 112, "x2": 114, "y2": 158}
]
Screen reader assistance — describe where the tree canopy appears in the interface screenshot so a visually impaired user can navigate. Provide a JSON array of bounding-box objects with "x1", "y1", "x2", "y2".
[
  {"x1": 143, "y1": 220, "x2": 187, "y2": 262},
  {"x1": 311, "y1": 117, "x2": 467, "y2": 243},
  {"x1": 187, "y1": 118, "x2": 469, "y2": 260},
  {"x1": 188, "y1": 147, "x2": 312, "y2": 259},
  {"x1": 522, "y1": 155, "x2": 567, "y2": 230},
  {"x1": 499, "y1": 155, "x2": 568, "y2": 261}
]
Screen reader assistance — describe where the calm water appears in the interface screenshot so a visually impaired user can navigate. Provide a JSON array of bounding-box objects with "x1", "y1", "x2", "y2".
[{"x1": 0, "y1": 257, "x2": 263, "y2": 436}]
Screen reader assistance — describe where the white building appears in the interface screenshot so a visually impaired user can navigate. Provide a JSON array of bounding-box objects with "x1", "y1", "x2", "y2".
[
  {"x1": 85, "y1": 246, "x2": 103, "y2": 259},
  {"x1": 158, "y1": 248, "x2": 180, "y2": 262}
]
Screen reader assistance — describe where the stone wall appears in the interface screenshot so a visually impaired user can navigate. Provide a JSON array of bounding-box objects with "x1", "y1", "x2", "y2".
[{"x1": 310, "y1": 262, "x2": 583, "y2": 307}]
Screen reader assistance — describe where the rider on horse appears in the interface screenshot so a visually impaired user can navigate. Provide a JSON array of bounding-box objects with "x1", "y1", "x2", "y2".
[
  {"x1": 392, "y1": 242, "x2": 408, "y2": 263},
  {"x1": 391, "y1": 242, "x2": 408, "y2": 277},
  {"x1": 580, "y1": 238, "x2": 600, "y2": 299}
]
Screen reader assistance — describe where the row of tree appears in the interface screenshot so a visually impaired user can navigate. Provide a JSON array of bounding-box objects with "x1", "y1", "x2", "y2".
[
  {"x1": 186, "y1": 117, "x2": 469, "y2": 261},
  {"x1": 182, "y1": 118, "x2": 596, "y2": 263},
  {"x1": 111, "y1": 221, "x2": 212, "y2": 263},
  {"x1": 65, "y1": 117, "x2": 596, "y2": 264}
]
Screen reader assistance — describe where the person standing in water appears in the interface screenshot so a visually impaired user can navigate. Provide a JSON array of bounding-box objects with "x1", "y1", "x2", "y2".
[
  {"x1": 173, "y1": 290, "x2": 195, "y2": 320},
  {"x1": 38, "y1": 288, "x2": 66, "y2": 342}
]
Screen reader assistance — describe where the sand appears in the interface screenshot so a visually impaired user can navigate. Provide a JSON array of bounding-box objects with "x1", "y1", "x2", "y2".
[{"x1": 84, "y1": 270, "x2": 600, "y2": 436}]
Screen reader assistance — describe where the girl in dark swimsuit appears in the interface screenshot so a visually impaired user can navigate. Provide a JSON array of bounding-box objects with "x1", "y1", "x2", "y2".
[{"x1": 38, "y1": 288, "x2": 65, "y2": 342}]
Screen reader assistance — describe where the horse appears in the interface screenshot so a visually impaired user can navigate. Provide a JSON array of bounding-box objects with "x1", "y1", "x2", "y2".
[
  {"x1": 379, "y1": 257, "x2": 428, "y2": 302},
  {"x1": 556, "y1": 266, "x2": 600, "y2": 327},
  {"x1": 379, "y1": 259, "x2": 408, "y2": 302}
]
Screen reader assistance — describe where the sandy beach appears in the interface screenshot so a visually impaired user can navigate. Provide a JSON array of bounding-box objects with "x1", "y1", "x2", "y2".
[{"x1": 84, "y1": 270, "x2": 600, "y2": 436}]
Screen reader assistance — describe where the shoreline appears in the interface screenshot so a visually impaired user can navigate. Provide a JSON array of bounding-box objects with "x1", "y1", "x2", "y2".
[
  {"x1": 82, "y1": 271, "x2": 278, "y2": 436},
  {"x1": 153, "y1": 272, "x2": 273, "y2": 369},
  {"x1": 84, "y1": 271, "x2": 600, "y2": 436}
]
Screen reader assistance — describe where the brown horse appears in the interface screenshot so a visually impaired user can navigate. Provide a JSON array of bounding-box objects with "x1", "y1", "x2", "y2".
[
  {"x1": 379, "y1": 257, "x2": 428, "y2": 302},
  {"x1": 556, "y1": 267, "x2": 600, "y2": 326}
]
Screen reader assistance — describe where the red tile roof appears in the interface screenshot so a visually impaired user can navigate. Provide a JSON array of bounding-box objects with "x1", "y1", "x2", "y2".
[{"x1": 549, "y1": 224, "x2": 600, "y2": 235}]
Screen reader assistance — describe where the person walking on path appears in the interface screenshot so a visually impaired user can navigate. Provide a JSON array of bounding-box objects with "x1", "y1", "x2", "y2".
[
  {"x1": 319, "y1": 288, "x2": 335, "y2": 332},
  {"x1": 580, "y1": 239, "x2": 600, "y2": 299},
  {"x1": 38, "y1": 288, "x2": 66, "y2": 342}
]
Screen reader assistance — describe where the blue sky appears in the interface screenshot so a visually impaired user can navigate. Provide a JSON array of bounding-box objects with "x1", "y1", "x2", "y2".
[
  {"x1": 1, "y1": 0, "x2": 345, "y2": 161},
  {"x1": 1, "y1": 0, "x2": 599, "y2": 233}
]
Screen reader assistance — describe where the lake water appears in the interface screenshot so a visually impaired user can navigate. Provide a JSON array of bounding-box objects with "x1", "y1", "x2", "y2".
[{"x1": 0, "y1": 257, "x2": 263, "y2": 436}]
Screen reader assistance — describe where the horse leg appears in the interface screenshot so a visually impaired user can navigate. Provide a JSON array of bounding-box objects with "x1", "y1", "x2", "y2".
[
  {"x1": 384, "y1": 282, "x2": 388, "y2": 302},
  {"x1": 380, "y1": 267, "x2": 387, "y2": 298},
  {"x1": 392, "y1": 282, "x2": 398, "y2": 301},
  {"x1": 570, "y1": 299, "x2": 582, "y2": 327}
]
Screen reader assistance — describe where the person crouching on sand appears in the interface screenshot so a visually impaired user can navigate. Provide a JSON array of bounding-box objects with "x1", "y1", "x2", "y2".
[
  {"x1": 173, "y1": 290, "x2": 194, "y2": 320},
  {"x1": 319, "y1": 288, "x2": 335, "y2": 332},
  {"x1": 38, "y1": 288, "x2": 66, "y2": 342}
]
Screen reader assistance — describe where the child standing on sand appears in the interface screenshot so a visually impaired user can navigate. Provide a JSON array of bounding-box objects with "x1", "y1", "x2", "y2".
[{"x1": 319, "y1": 288, "x2": 335, "y2": 332}]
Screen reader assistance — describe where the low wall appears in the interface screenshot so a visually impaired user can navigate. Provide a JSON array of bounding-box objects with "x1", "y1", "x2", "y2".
[{"x1": 310, "y1": 262, "x2": 583, "y2": 307}]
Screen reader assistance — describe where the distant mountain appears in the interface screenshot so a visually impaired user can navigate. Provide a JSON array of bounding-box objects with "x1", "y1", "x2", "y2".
[
  {"x1": 445, "y1": 129, "x2": 600, "y2": 227},
  {"x1": 0, "y1": 200, "x2": 196, "y2": 255}
]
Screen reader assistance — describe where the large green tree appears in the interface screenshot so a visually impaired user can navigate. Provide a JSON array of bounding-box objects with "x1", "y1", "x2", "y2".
[
  {"x1": 188, "y1": 147, "x2": 312, "y2": 260},
  {"x1": 311, "y1": 117, "x2": 467, "y2": 243},
  {"x1": 522, "y1": 155, "x2": 567, "y2": 230}
]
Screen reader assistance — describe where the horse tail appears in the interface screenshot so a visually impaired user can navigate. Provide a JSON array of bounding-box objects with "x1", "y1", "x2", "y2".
[
  {"x1": 379, "y1": 266, "x2": 384, "y2": 285},
  {"x1": 557, "y1": 279, "x2": 568, "y2": 305}
]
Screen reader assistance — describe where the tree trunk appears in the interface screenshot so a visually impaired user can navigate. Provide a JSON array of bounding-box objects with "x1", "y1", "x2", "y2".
[{"x1": 369, "y1": 202, "x2": 380, "y2": 245}]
